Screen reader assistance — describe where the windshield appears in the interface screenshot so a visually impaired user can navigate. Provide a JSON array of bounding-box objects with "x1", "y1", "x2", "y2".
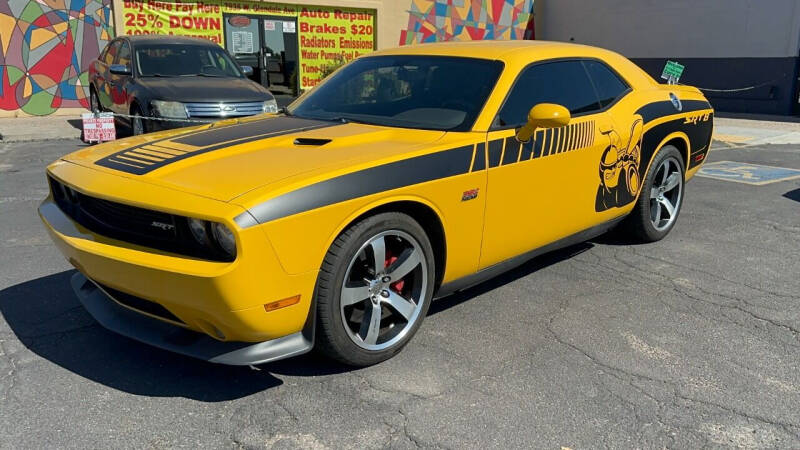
[
  {"x1": 289, "y1": 56, "x2": 504, "y2": 131},
  {"x1": 135, "y1": 44, "x2": 242, "y2": 78}
]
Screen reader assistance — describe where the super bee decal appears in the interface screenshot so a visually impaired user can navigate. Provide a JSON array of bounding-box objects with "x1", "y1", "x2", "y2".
[
  {"x1": 591, "y1": 99, "x2": 713, "y2": 213},
  {"x1": 95, "y1": 117, "x2": 336, "y2": 175},
  {"x1": 596, "y1": 118, "x2": 643, "y2": 212}
]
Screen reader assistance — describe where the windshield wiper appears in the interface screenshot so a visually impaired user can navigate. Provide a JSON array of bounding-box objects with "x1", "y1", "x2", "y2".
[
  {"x1": 142, "y1": 73, "x2": 173, "y2": 77},
  {"x1": 191, "y1": 73, "x2": 225, "y2": 77}
]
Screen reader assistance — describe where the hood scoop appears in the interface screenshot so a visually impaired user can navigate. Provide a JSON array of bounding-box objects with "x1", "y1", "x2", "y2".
[{"x1": 293, "y1": 137, "x2": 332, "y2": 147}]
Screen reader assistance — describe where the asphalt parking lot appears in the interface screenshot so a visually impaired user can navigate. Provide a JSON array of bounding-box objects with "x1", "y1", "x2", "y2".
[{"x1": 1, "y1": 136, "x2": 799, "y2": 449}]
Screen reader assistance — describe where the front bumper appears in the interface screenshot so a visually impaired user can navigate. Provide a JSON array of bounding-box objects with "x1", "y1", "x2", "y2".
[
  {"x1": 71, "y1": 272, "x2": 312, "y2": 365},
  {"x1": 39, "y1": 162, "x2": 320, "y2": 363}
]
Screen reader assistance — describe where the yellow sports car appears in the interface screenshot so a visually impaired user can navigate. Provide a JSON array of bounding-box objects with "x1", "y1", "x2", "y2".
[{"x1": 40, "y1": 41, "x2": 713, "y2": 366}]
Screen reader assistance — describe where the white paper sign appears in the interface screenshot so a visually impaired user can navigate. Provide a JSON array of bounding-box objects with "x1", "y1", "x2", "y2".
[
  {"x1": 231, "y1": 31, "x2": 254, "y2": 54},
  {"x1": 282, "y1": 21, "x2": 296, "y2": 33},
  {"x1": 82, "y1": 112, "x2": 116, "y2": 142},
  {"x1": 264, "y1": 20, "x2": 276, "y2": 31}
]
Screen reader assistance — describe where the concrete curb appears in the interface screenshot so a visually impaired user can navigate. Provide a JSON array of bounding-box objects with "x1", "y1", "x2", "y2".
[{"x1": 0, "y1": 116, "x2": 83, "y2": 143}]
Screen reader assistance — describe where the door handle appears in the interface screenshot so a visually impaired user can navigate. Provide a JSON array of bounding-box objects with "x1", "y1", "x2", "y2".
[{"x1": 599, "y1": 123, "x2": 614, "y2": 135}]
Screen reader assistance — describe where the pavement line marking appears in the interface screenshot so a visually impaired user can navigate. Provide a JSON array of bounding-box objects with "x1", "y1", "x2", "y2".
[
  {"x1": 696, "y1": 161, "x2": 800, "y2": 185},
  {"x1": 713, "y1": 133, "x2": 753, "y2": 144}
]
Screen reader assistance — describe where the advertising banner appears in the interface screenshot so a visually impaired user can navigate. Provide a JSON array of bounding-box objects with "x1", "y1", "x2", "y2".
[
  {"x1": 120, "y1": 1, "x2": 376, "y2": 89},
  {"x1": 296, "y1": 6, "x2": 374, "y2": 88}
]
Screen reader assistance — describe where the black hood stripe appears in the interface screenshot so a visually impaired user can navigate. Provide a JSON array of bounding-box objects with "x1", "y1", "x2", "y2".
[
  {"x1": 95, "y1": 116, "x2": 337, "y2": 175},
  {"x1": 172, "y1": 116, "x2": 332, "y2": 147},
  {"x1": 237, "y1": 145, "x2": 475, "y2": 227}
]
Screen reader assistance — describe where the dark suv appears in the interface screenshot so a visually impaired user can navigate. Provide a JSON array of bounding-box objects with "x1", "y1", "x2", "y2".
[{"x1": 89, "y1": 35, "x2": 277, "y2": 135}]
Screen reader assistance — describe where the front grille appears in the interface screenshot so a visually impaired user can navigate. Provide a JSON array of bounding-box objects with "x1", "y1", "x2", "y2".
[
  {"x1": 94, "y1": 280, "x2": 185, "y2": 324},
  {"x1": 184, "y1": 101, "x2": 264, "y2": 118},
  {"x1": 77, "y1": 192, "x2": 178, "y2": 241},
  {"x1": 48, "y1": 176, "x2": 233, "y2": 262}
]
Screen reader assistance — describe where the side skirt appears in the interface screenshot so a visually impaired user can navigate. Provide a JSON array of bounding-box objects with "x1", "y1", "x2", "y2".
[{"x1": 434, "y1": 216, "x2": 625, "y2": 299}]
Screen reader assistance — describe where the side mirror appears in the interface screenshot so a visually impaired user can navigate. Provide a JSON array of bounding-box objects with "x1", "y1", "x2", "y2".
[
  {"x1": 109, "y1": 64, "x2": 131, "y2": 76},
  {"x1": 516, "y1": 103, "x2": 571, "y2": 143},
  {"x1": 241, "y1": 65, "x2": 254, "y2": 77}
]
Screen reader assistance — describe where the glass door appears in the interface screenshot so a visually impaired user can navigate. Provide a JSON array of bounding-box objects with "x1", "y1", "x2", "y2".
[
  {"x1": 223, "y1": 15, "x2": 264, "y2": 86},
  {"x1": 261, "y1": 16, "x2": 298, "y2": 94}
]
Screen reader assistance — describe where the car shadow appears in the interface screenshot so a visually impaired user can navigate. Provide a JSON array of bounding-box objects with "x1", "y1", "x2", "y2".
[
  {"x1": 66, "y1": 118, "x2": 83, "y2": 131},
  {"x1": 783, "y1": 188, "x2": 800, "y2": 203},
  {"x1": 428, "y1": 243, "x2": 594, "y2": 316},
  {"x1": 0, "y1": 271, "x2": 287, "y2": 401},
  {"x1": 0, "y1": 244, "x2": 592, "y2": 400}
]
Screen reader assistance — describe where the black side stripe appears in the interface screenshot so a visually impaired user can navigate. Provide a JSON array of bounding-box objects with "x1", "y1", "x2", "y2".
[
  {"x1": 532, "y1": 129, "x2": 544, "y2": 159},
  {"x1": 637, "y1": 100, "x2": 712, "y2": 124},
  {"x1": 488, "y1": 139, "x2": 503, "y2": 167},
  {"x1": 472, "y1": 142, "x2": 486, "y2": 171},
  {"x1": 520, "y1": 136, "x2": 533, "y2": 161},
  {"x1": 240, "y1": 145, "x2": 475, "y2": 226},
  {"x1": 488, "y1": 120, "x2": 597, "y2": 169},
  {"x1": 502, "y1": 137, "x2": 521, "y2": 165},
  {"x1": 634, "y1": 100, "x2": 714, "y2": 179}
]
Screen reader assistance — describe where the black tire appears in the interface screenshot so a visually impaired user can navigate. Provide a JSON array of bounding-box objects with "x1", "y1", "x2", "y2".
[
  {"x1": 315, "y1": 212, "x2": 436, "y2": 366},
  {"x1": 89, "y1": 86, "x2": 100, "y2": 113},
  {"x1": 621, "y1": 145, "x2": 685, "y2": 242},
  {"x1": 131, "y1": 104, "x2": 147, "y2": 136}
]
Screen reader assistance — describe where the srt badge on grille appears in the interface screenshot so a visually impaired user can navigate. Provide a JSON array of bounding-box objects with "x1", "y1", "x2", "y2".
[{"x1": 151, "y1": 221, "x2": 175, "y2": 231}]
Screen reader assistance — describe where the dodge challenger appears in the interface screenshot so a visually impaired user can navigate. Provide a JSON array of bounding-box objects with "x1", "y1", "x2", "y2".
[{"x1": 40, "y1": 41, "x2": 713, "y2": 367}]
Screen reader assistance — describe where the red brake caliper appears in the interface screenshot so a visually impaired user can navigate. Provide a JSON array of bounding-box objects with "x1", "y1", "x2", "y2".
[{"x1": 384, "y1": 250, "x2": 405, "y2": 293}]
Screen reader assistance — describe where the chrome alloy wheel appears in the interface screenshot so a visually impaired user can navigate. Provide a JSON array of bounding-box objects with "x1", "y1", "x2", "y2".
[
  {"x1": 650, "y1": 157, "x2": 683, "y2": 231},
  {"x1": 340, "y1": 230, "x2": 428, "y2": 351}
]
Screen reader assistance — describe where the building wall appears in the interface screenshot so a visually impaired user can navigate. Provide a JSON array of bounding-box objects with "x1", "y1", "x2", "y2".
[
  {"x1": 0, "y1": 0, "x2": 536, "y2": 116},
  {"x1": 112, "y1": 0, "x2": 536, "y2": 89},
  {"x1": 0, "y1": 0, "x2": 115, "y2": 117},
  {"x1": 398, "y1": 0, "x2": 535, "y2": 45},
  {"x1": 536, "y1": 0, "x2": 800, "y2": 115}
]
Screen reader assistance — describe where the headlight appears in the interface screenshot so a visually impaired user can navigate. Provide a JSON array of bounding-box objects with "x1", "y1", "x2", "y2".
[
  {"x1": 188, "y1": 218, "x2": 209, "y2": 246},
  {"x1": 262, "y1": 99, "x2": 279, "y2": 114},
  {"x1": 151, "y1": 100, "x2": 187, "y2": 119},
  {"x1": 187, "y1": 218, "x2": 237, "y2": 259},
  {"x1": 211, "y1": 222, "x2": 236, "y2": 257}
]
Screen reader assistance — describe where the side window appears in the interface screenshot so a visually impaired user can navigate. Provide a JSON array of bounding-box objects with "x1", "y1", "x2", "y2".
[
  {"x1": 103, "y1": 41, "x2": 120, "y2": 65},
  {"x1": 117, "y1": 41, "x2": 131, "y2": 68},
  {"x1": 497, "y1": 61, "x2": 601, "y2": 128},
  {"x1": 583, "y1": 60, "x2": 629, "y2": 108}
]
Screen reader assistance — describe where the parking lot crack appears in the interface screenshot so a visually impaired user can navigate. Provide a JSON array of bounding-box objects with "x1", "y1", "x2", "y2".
[
  {"x1": 675, "y1": 393, "x2": 798, "y2": 433},
  {"x1": 629, "y1": 248, "x2": 798, "y2": 300}
]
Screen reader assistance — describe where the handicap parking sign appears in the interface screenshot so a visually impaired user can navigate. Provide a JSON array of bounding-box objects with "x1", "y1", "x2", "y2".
[{"x1": 697, "y1": 161, "x2": 800, "y2": 185}]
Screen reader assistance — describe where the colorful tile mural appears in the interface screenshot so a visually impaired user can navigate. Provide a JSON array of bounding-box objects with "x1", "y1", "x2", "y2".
[
  {"x1": 399, "y1": 0, "x2": 535, "y2": 45},
  {"x1": 0, "y1": 0, "x2": 114, "y2": 115}
]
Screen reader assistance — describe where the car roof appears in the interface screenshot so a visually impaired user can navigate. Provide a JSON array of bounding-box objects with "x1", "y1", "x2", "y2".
[
  {"x1": 122, "y1": 35, "x2": 219, "y2": 46},
  {"x1": 371, "y1": 40, "x2": 657, "y2": 88},
  {"x1": 373, "y1": 40, "x2": 609, "y2": 61}
]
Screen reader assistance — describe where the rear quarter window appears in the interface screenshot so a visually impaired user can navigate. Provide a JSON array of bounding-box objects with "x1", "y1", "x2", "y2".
[{"x1": 583, "y1": 60, "x2": 630, "y2": 108}]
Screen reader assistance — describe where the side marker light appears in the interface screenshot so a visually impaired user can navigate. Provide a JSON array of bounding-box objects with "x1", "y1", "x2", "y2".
[{"x1": 264, "y1": 295, "x2": 301, "y2": 312}]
